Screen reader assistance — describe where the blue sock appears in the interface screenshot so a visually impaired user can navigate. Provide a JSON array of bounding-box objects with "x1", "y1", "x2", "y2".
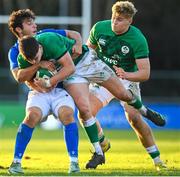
[
  {"x1": 14, "y1": 123, "x2": 34, "y2": 161},
  {"x1": 63, "y1": 122, "x2": 79, "y2": 159}
]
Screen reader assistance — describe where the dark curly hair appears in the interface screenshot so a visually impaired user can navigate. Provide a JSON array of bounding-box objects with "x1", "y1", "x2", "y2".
[{"x1": 8, "y1": 9, "x2": 35, "y2": 37}]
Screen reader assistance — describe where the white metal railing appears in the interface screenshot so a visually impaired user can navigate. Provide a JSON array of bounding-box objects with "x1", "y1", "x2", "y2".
[{"x1": 0, "y1": 0, "x2": 91, "y2": 42}]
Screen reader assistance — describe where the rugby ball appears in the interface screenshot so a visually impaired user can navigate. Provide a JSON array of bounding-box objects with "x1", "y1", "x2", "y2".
[{"x1": 36, "y1": 68, "x2": 57, "y2": 79}]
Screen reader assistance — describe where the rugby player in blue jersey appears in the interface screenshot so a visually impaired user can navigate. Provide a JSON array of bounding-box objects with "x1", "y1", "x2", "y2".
[{"x1": 8, "y1": 9, "x2": 81, "y2": 174}]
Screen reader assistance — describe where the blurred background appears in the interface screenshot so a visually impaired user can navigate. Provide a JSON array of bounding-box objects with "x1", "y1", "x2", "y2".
[{"x1": 0, "y1": 0, "x2": 180, "y2": 129}]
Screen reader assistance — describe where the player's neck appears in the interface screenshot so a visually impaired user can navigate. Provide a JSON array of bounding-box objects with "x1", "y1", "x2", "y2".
[{"x1": 114, "y1": 26, "x2": 130, "y2": 35}]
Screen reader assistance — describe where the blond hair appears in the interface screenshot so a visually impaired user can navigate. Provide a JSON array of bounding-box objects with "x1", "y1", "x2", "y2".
[{"x1": 112, "y1": 1, "x2": 137, "y2": 18}]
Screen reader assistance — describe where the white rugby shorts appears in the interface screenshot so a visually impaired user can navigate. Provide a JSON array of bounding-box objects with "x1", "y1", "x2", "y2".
[
  {"x1": 64, "y1": 49, "x2": 116, "y2": 85},
  {"x1": 26, "y1": 88, "x2": 75, "y2": 122}
]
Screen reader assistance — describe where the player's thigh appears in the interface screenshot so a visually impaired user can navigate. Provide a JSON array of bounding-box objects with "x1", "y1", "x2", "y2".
[
  {"x1": 65, "y1": 83, "x2": 91, "y2": 112},
  {"x1": 100, "y1": 76, "x2": 131, "y2": 101},
  {"x1": 89, "y1": 84, "x2": 114, "y2": 115}
]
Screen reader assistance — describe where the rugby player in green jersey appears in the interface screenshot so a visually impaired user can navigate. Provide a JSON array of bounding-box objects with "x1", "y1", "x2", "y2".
[
  {"x1": 86, "y1": 0, "x2": 167, "y2": 171},
  {"x1": 18, "y1": 29, "x2": 165, "y2": 169}
]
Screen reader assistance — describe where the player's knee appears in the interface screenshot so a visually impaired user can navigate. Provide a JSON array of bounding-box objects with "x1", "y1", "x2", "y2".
[
  {"x1": 78, "y1": 105, "x2": 91, "y2": 119},
  {"x1": 77, "y1": 101, "x2": 91, "y2": 118},
  {"x1": 58, "y1": 106, "x2": 74, "y2": 125},
  {"x1": 79, "y1": 104, "x2": 90, "y2": 114},
  {"x1": 117, "y1": 91, "x2": 132, "y2": 102},
  {"x1": 24, "y1": 108, "x2": 42, "y2": 127},
  {"x1": 73, "y1": 97, "x2": 91, "y2": 119}
]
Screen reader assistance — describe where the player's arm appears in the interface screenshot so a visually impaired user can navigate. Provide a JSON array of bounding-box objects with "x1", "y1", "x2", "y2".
[
  {"x1": 12, "y1": 64, "x2": 40, "y2": 82},
  {"x1": 113, "y1": 58, "x2": 150, "y2": 82},
  {"x1": 133, "y1": 58, "x2": 150, "y2": 82},
  {"x1": 11, "y1": 67, "x2": 49, "y2": 92},
  {"x1": 65, "y1": 30, "x2": 83, "y2": 57},
  {"x1": 86, "y1": 23, "x2": 98, "y2": 50},
  {"x1": 44, "y1": 29, "x2": 83, "y2": 56},
  {"x1": 10, "y1": 50, "x2": 55, "y2": 83},
  {"x1": 34, "y1": 52, "x2": 75, "y2": 88},
  {"x1": 9, "y1": 48, "x2": 39, "y2": 82},
  {"x1": 49, "y1": 52, "x2": 75, "y2": 86},
  {"x1": 26, "y1": 80, "x2": 51, "y2": 93},
  {"x1": 14, "y1": 61, "x2": 55, "y2": 83},
  {"x1": 86, "y1": 40, "x2": 97, "y2": 50}
]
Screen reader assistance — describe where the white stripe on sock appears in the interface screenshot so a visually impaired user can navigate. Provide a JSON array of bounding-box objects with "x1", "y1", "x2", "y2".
[
  {"x1": 13, "y1": 158, "x2": 21, "y2": 163},
  {"x1": 146, "y1": 145, "x2": 158, "y2": 153},
  {"x1": 70, "y1": 157, "x2": 78, "y2": 163},
  {"x1": 83, "y1": 117, "x2": 96, "y2": 127},
  {"x1": 93, "y1": 142, "x2": 103, "y2": 155}
]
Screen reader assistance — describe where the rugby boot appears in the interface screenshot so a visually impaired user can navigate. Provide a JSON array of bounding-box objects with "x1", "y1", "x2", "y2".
[
  {"x1": 8, "y1": 162, "x2": 24, "y2": 174},
  {"x1": 144, "y1": 107, "x2": 166, "y2": 126},
  {"x1": 86, "y1": 152, "x2": 105, "y2": 169},
  {"x1": 68, "y1": 161, "x2": 80, "y2": 173},
  {"x1": 154, "y1": 160, "x2": 167, "y2": 171}
]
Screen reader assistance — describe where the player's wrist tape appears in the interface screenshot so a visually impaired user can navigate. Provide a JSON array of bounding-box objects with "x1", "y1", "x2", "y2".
[{"x1": 44, "y1": 78, "x2": 52, "y2": 88}]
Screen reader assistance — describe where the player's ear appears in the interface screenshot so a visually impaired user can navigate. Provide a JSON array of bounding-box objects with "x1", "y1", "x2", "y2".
[
  {"x1": 128, "y1": 18, "x2": 133, "y2": 25},
  {"x1": 39, "y1": 44, "x2": 42, "y2": 49},
  {"x1": 39, "y1": 45, "x2": 42, "y2": 50},
  {"x1": 39, "y1": 45, "x2": 43, "y2": 55},
  {"x1": 15, "y1": 27, "x2": 22, "y2": 36}
]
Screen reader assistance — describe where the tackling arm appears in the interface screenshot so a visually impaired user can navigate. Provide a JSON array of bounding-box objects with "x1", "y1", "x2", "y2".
[
  {"x1": 50, "y1": 52, "x2": 75, "y2": 86},
  {"x1": 11, "y1": 64, "x2": 40, "y2": 83},
  {"x1": 65, "y1": 30, "x2": 82, "y2": 57},
  {"x1": 86, "y1": 39, "x2": 97, "y2": 50},
  {"x1": 14, "y1": 61, "x2": 56, "y2": 83},
  {"x1": 34, "y1": 52, "x2": 75, "y2": 88}
]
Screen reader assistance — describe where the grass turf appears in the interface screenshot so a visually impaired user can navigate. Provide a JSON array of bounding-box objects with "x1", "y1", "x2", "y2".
[{"x1": 0, "y1": 127, "x2": 179, "y2": 176}]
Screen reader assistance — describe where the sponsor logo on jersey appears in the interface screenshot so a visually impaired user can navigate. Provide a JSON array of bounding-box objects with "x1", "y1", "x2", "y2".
[
  {"x1": 121, "y1": 46, "x2": 129, "y2": 55},
  {"x1": 99, "y1": 38, "x2": 106, "y2": 46},
  {"x1": 103, "y1": 56, "x2": 118, "y2": 65}
]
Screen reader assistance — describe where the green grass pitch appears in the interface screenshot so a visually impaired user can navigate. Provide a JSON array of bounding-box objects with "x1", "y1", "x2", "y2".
[{"x1": 0, "y1": 127, "x2": 179, "y2": 176}]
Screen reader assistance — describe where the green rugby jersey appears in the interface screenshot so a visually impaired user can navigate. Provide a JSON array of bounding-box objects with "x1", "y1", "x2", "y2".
[
  {"x1": 18, "y1": 32, "x2": 89, "y2": 69},
  {"x1": 89, "y1": 20, "x2": 149, "y2": 72}
]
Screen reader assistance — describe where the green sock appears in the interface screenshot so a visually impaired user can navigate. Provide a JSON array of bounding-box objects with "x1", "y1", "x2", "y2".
[
  {"x1": 149, "y1": 151, "x2": 160, "y2": 159},
  {"x1": 84, "y1": 123, "x2": 99, "y2": 143},
  {"x1": 146, "y1": 145, "x2": 160, "y2": 159},
  {"x1": 128, "y1": 96, "x2": 142, "y2": 109}
]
